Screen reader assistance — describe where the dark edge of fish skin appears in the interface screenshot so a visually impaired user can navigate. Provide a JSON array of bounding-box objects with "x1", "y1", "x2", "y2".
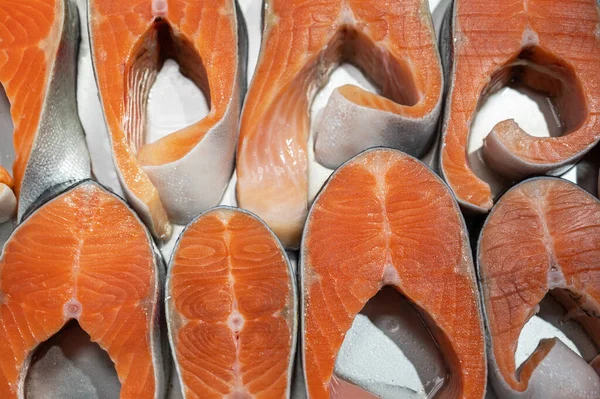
[
  {"x1": 235, "y1": 0, "x2": 249, "y2": 105},
  {"x1": 2, "y1": 178, "x2": 169, "y2": 399},
  {"x1": 18, "y1": 0, "x2": 92, "y2": 220},
  {"x1": 299, "y1": 146, "x2": 488, "y2": 398},
  {"x1": 165, "y1": 205, "x2": 298, "y2": 399}
]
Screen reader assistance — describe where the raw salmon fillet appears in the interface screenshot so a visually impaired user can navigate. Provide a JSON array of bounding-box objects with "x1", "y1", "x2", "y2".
[
  {"x1": 237, "y1": 0, "x2": 443, "y2": 248},
  {"x1": 301, "y1": 148, "x2": 486, "y2": 398},
  {"x1": 478, "y1": 177, "x2": 600, "y2": 398},
  {"x1": 0, "y1": 180, "x2": 166, "y2": 398},
  {"x1": 166, "y1": 207, "x2": 297, "y2": 398},
  {"x1": 440, "y1": 0, "x2": 600, "y2": 213},
  {"x1": 0, "y1": 0, "x2": 90, "y2": 220},
  {"x1": 89, "y1": 0, "x2": 245, "y2": 240}
]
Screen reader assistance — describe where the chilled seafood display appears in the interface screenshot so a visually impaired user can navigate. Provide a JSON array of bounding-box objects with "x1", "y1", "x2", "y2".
[{"x1": 0, "y1": 0, "x2": 598, "y2": 397}]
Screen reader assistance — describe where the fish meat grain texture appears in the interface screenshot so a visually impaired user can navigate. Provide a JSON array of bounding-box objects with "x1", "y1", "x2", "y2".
[
  {"x1": 301, "y1": 148, "x2": 486, "y2": 398},
  {"x1": 478, "y1": 177, "x2": 600, "y2": 398},
  {"x1": 89, "y1": 0, "x2": 246, "y2": 240},
  {"x1": 0, "y1": 0, "x2": 91, "y2": 222},
  {"x1": 0, "y1": 180, "x2": 166, "y2": 399},
  {"x1": 237, "y1": 0, "x2": 443, "y2": 249},
  {"x1": 440, "y1": 0, "x2": 600, "y2": 213},
  {"x1": 166, "y1": 207, "x2": 297, "y2": 399}
]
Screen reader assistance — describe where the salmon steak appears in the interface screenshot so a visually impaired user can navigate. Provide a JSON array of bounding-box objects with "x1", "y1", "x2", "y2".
[
  {"x1": 478, "y1": 177, "x2": 600, "y2": 398},
  {"x1": 237, "y1": 0, "x2": 443, "y2": 249},
  {"x1": 439, "y1": 0, "x2": 600, "y2": 213},
  {"x1": 300, "y1": 148, "x2": 486, "y2": 398},
  {"x1": 0, "y1": 0, "x2": 90, "y2": 222},
  {"x1": 89, "y1": 0, "x2": 246, "y2": 240},
  {"x1": 166, "y1": 207, "x2": 297, "y2": 398},
  {"x1": 0, "y1": 180, "x2": 166, "y2": 398}
]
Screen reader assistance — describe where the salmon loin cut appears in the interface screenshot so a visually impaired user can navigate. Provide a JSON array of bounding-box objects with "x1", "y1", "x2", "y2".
[
  {"x1": 166, "y1": 207, "x2": 297, "y2": 398},
  {"x1": 89, "y1": 0, "x2": 246, "y2": 240},
  {"x1": 0, "y1": 180, "x2": 166, "y2": 398},
  {"x1": 0, "y1": 0, "x2": 91, "y2": 220},
  {"x1": 300, "y1": 148, "x2": 486, "y2": 398},
  {"x1": 439, "y1": 0, "x2": 600, "y2": 213},
  {"x1": 237, "y1": 0, "x2": 443, "y2": 249},
  {"x1": 478, "y1": 177, "x2": 600, "y2": 398}
]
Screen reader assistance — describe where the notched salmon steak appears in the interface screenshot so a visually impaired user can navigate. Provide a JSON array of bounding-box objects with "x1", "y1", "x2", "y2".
[
  {"x1": 166, "y1": 207, "x2": 297, "y2": 398},
  {"x1": 440, "y1": 0, "x2": 600, "y2": 213},
  {"x1": 89, "y1": 0, "x2": 246, "y2": 240},
  {"x1": 301, "y1": 148, "x2": 486, "y2": 398},
  {"x1": 478, "y1": 177, "x2": 600, "y2": 398},
  {"x1": 237, "y1": 0, "x2": 443, "y2": 249},
  {"x1": 0, "y1": 181, "x2": 166, "y2": 398},
  {"x1": 0, "y1": 0, "x2": 90, "y2": 222}
]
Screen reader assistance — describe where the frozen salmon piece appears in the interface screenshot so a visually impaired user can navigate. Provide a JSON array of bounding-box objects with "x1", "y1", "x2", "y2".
[
  {"x1": 237, "y1": 0, "x2": 443, "y2": 248},
  {"x1": 439, "y1": 0, "x2": 600, "y2": 213},
  {"x1": 166, "y1": 207, "x2": 297, "y2": 398},
  {"x1": 301, "y1": 148, "x2": 486, "y2": 398},
  {"x1": 89, "y1": 0, "x2": 246, "y2": 240},
  {"x1": 0, "y1": 180, "x2": 166, "y2": 398},
  {"x1": 0, "y1": 0, "x2": 90, "y2": 221},
  {"x1": 478, "y1": 177, "x2": 600, "y2": 398}
]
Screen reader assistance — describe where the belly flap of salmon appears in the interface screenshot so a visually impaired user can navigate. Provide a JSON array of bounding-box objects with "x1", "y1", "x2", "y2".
[
  {"x1": 440, "y1": 0, "x2": 600, "y2": 213},
  {"x1": 89, "y1": 0, "x2": 246, "y2": 240},
  {"x1": 478, "y1": 177, "x2": 600, "y2": 398}
]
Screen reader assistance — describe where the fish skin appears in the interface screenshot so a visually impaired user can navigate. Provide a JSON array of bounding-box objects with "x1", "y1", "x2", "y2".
[
  {"x1": 300, "y1": 148, "x2": 487, "y2": 398},
  {"x1": 236, "y1": 0, "x2": 443, "y2": 249},
  {"x1": 0, "y1": 179, "x2": 168, "y2": 399},
  {"x1": 165, "y1": 206, "x2": 297, "y2": 399},
  {"x1": 88, "y1": 0, "x2": 246, "y2": 240},
  {"x1": 0, "y1": 0, "x2": 91, "y2": 221},
  {"x1": 477, "y1": 177, "x2": 600, "y2": 399},
  {"x1": 438, "y1": 0, "x2": 600, "y2": 214}
]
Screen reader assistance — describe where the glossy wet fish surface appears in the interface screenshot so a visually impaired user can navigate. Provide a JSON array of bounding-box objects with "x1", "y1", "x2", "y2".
[
  {"x1": 0, "y1": 180, "x2": 166, "y2": 398},
  {"x1": 440, "y1": 0, "x2": 600, "y2": 213},
  {"x1": 0, "y1": 0, "x2": 90, "y2": 221},
  {"x1": 237, "y1": 0, "x2": 443, "y2": 249},
  {"x1": 478, "y1": 177, "x2": 600, "y2": 399},
  {"x1": 89, "y1": 0, "x2": 246, "y2": 241},
  {"x1": 301, "y1": 148, "x2": 486, "y2": 398},
  {"x1": 166, "y1": 207, "x2": 297, "y2": 398}
]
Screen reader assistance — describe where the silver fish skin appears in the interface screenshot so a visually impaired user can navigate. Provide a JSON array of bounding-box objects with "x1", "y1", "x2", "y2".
[{"x1": 18, "y1": 0, "x2": 91, "y2": 220}]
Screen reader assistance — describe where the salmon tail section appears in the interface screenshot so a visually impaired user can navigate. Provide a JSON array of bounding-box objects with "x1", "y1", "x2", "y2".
[
  {"x1": 478, "y1": 177, "x2": 600, "y2": 398},
  {"x1": 301, "y1": 148, "x2": 486, "y2": 398},
  {"x1": 237, "y1": 0, "x2": 443, "y2": 249},
  {"x1": 0, "y1": 181, "x2": 166, "y2": 398},
  {"x1": 0, "y1": 0, "x2": 91, "y2": 221},
  {"x1": 166, "y1": 207, "x2": 297, "y2": 398},
  {"x1": 440, "y1": 0, "x2": 600, "y2": 213},
  {"x1": 89, "y1": 0, "x2": 243, "y2": 236}
]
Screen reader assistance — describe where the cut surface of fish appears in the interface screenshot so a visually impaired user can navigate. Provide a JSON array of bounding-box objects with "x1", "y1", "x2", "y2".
[
  {"x1": 166, "y1": 207, "x2": 297, "y2": 399},
  {"x1": 237, "y1": 0, "x2": 443, "y2": 249},
  {"x1": 0, "y1": 0, "x2": 91, "y2": 221},
  {"x1": 478, "y1": 177, "x2": 600, "y2": 398},
  {"x1": 301, "y1": 148, "x2": 486, "y2": 398},
  {"x1": 0, "y1": 180, "x2": 166, "y2": 398},
  {"x1": 440, "y1": 0, "x2": 600, "y2": 213},
  {"x1": 89, "y1": 0, "x2": 245, "y2": 240}
]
